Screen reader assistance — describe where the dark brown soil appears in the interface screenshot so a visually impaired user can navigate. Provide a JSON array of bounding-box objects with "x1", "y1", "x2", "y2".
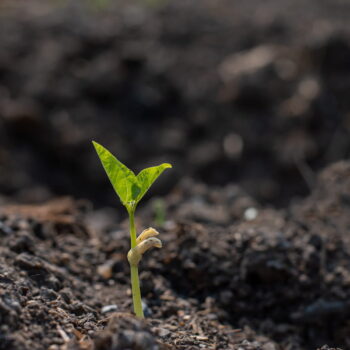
[
  {"x1": 0, "y1": 161, "x2": 349, "y2": 349},
  {"x1": 1, "y1": 0, "x2": 350, "y2": 349},
  {"x1": 0, "y1": 0, "x2": 350, "y2": 208}
]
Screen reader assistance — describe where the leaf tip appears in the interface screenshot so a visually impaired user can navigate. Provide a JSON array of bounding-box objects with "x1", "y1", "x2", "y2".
[
  {"x1": 92, "y1": 140, "x2": 100, "y2": 148},
  {"x1": 92, "y1": 141, "x2": 106, "y2": 156}
]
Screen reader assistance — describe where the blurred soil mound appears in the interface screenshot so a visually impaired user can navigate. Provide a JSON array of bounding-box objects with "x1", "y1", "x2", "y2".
[{"x1": 0, "y1": 0, "x2": 350, "y2": 207}]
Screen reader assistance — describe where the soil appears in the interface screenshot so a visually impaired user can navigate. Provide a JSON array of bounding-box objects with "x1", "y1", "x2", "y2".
[
  {"x1": 0, "y1": 0, "x2": 350, "y2": 208},
  {"x1": 1, "y1": 0, "x2": 350, "y2": 349},
  {"x1": 0, "y1": 161, "x2": 350, "y2": 349}
]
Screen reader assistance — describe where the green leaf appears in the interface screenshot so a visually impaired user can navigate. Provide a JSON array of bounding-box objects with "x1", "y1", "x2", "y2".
[
  {"x1": 92, "y1": 141, "x2": 172, "y2": 211},
  {"x1": 136, "y1": 163, "x2": 172, "y2": 203},
  {"x1": 92, "y1": 141, "x2": 140, "y2": 209}
]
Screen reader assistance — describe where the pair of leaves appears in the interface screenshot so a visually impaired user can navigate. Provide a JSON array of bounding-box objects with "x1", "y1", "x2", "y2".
[{"x1": 93, "y1": 141, "x2": 172, "y2": 212}]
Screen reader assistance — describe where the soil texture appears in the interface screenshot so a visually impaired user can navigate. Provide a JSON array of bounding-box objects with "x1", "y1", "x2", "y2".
[{"x1": 0, "y1": 161, "x2": 350, "y2": 349}]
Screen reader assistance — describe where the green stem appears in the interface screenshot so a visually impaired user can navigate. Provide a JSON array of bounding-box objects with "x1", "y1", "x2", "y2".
[
  {"x1": 128, "y1": 208, "x2": 144, "y2": 318},
  {"x1": 129, "y1": 208, "x2": 137, "y2": 249},
  {"x1": 130, "y1": 265, "x2": 143, "y2": 318}
]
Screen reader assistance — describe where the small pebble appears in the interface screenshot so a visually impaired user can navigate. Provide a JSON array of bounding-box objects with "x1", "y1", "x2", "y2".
[
  {"x1": 48, "y1": 346, "x2": 59, "y2": 350},
  {"x1": 196, "y1": 336, "x2": 209, "y2": 341},
  {"x1": 97, "y1": 261, "x2": 114, "y2": 279},
  {"x1": 101, "y1": 304, "x2": 118, "y2": 314},
  {"x1": 142, "y1": 300, "x2": 152, "y2": 317},
  {"x1": 244, "y1": 207, "x2": 258, "y2": 221}
]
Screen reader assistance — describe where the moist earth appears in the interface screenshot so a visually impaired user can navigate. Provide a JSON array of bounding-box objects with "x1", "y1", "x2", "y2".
[
  {"x1": 1, "y1": 0, "x2": 350, "y2": 349},
  {"x1": 0, "y1": 161, "x2": 350, "y2": 349}
]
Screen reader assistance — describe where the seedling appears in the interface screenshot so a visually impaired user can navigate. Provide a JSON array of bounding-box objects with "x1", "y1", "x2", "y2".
[{"x1": 92, "y1": 141, "x2": 172, "y2": 318}]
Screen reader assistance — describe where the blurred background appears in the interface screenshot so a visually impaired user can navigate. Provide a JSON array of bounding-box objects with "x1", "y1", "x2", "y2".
[{"x1": 0, "y1": 0, "x2": 350, "y2": 209}]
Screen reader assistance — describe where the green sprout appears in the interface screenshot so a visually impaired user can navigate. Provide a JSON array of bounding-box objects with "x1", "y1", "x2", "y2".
[{"x1": 92, "y1": 141, "x2": 172, "y2": 318}]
